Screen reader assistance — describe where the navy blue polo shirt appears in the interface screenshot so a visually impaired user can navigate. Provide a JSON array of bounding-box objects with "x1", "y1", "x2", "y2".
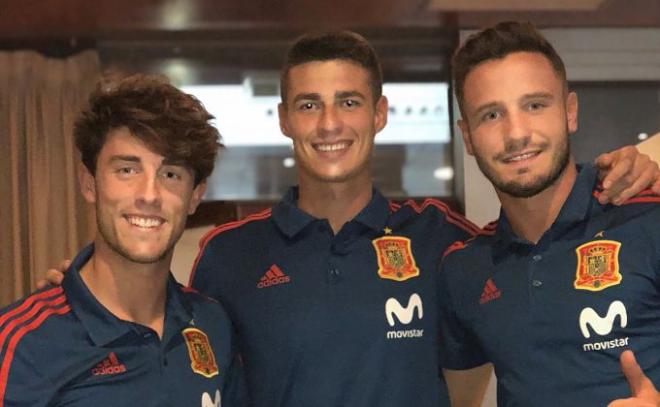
[
  {"x1": 438, "y1": 165, "x2": 660, "y2": 406},
  {"x1": 0, "y1": 245, "x2": 247, "y2": 407},
  {"x1": 190, "y1": 187, "x2": 478, "y2": 407}
]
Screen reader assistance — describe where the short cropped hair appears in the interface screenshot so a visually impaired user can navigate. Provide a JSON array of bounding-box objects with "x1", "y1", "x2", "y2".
[
  {"x1": 75, "y1": 74, "x2": 220, "y2": 186},
  {"x1": 280, "y1": 30, "x2": 383, "y2": 105},
  {"x1": 452, "y1": 21, "x2": 567, "y2": 116}
]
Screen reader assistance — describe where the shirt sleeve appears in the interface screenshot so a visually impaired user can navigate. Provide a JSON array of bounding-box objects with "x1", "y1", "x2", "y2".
[
  {"x1": 188, "y1": 234, "x2": 224, "y2": 301},
  {"x1": 436, "y1": 260, "x2": 488, "y2": 370},
  {"x1": 1, "y1": 345, "x2": 54, "y2": 407}
]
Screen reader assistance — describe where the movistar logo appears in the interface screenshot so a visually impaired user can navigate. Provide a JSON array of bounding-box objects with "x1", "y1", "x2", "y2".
[
  {"x1": 579, "y1": 300, "x2": 629, "y2": 352},
  {"x1": 579, "y1": 300, "x2": 627, "y2": 338},
  {"x1": 201, "y1": 390, "x2": 221, "y2": 407},
  {"x1": 385, "y1": 293, "x2": 423, "y2": 326},
  {"x1": 385, "y1": 293, "x2": 424, "y2": 340}
]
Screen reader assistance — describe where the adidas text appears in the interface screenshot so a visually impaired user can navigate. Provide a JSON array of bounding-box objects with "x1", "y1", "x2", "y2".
[
  {"x1": 92, "y1": 364, "x2": 126, "y2": 376},
  {"x1": 257, "y1": 276, "x2": 290, "y2": 288}
]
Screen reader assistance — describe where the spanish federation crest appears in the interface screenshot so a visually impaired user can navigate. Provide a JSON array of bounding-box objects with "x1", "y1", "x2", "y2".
[
  {"x1": 182, "y1": 327, "x2": 219, "y2": 378},
  {"x1": 574, "y1": 240, "x2": 622, "y2": 291},
  {"x1": 372, "y1": 236, "x2": 420, "y2": 282}
]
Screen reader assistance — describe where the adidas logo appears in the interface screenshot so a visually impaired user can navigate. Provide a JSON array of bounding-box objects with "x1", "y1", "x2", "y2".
[
  {"x1": 257, "y1": 264, "x2": 291, "y2": 289},
  {"x1": 91, "y1": 352, "x2": 126, "y2": 376},
  {"x1": 479, "y1": 278, "x2": 501, "y2": 305}
]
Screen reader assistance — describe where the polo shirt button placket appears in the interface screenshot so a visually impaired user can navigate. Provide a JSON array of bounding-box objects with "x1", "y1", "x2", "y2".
[
  {"x1": 529, "y1": 253, "x2": 544, "y2": 290},
  {"x1": 328, "y1": 268, "x2": 341, "y2": 285}
]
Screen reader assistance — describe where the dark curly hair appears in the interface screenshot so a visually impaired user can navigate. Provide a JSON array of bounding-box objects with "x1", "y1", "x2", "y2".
[{"x1": 74, "y1": 74, "x2": 221, "y2": 186}]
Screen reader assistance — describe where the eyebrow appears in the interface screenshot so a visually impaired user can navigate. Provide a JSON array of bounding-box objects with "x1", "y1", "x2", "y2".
[
  {"x1": 291, "y1": 90, "x2": 368, "y2": 105},
  {"x1": 336, "y1": 90, "x2": 366, "y2": 100},
  {"x1": 162, "y1": 157, "x2": 188, "y2": 167},
  {"x1": 108, "y1": 155, "x2": 141, "y2": 164},
  {"x1": 108, "y1": 155, "x2": 186, "y2": 168},
  {"x1": 520, "y1": 92, "x2": 554, "y2": 102},
  {"x1": 292, "y1": 93, "x2": 321, "y2": 104}
]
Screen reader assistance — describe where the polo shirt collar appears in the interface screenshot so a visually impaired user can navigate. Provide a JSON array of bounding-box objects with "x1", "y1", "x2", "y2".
[
  {"x1": 492, "y1": 164, "x2": 597, "y2": 256},
  {"x1": 163, "y1": 276, "x2": 195, "y2": 342},
  {"x1": 353, "y1": 188, "x2": 390, "y2": 232},
  {"x1": 63, "y1": 244, "x2": 194, "y2": 347},
  {"x1": 272, "y1": 186, "x2": 390, "y2": 237},
  {"x1": 271, "y1": 187, "x2": 318, "y2": 237}
]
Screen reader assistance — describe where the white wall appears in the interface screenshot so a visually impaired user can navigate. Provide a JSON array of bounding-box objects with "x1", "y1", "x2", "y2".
[{"x1": 171, "y1": 225, "x2": 215, "y2": 284}]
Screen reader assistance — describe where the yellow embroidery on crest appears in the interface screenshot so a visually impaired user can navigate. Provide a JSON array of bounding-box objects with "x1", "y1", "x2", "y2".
[
  {"x1": 182, "y1": 327, "x2": 219, "y2": 378},
  {"x1": 574, "y1": 240, "x2": 622, "y2": 291},
  {"x1": 372, "y1": 236, "x2": 420, "y2": 282}
]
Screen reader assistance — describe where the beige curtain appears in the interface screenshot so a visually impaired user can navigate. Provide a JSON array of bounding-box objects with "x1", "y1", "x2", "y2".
[{"x1": 0, "y1": 50, "x2": 100, "y2": 306}]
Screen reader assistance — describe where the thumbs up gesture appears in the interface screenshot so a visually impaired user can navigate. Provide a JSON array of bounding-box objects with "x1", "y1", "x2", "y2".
[{"x1": 608, "y1": 350, "x2": 660, "y2": 407}]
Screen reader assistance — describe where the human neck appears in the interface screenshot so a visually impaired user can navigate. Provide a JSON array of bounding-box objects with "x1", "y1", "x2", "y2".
[
  {"x1": 80, "y1": 240, "x2": 171, "y2": 338},
  {"x1": 498, "y1": 160, "x2": 578, "y2": 244},
  {"x1": 297, "y1": 172, "x2": 373, "y2": 235}
]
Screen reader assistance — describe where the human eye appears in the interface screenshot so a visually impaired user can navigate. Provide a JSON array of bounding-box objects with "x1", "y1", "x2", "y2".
[
  {"x1": 115, "y1": 165, "x2": 138, "y2": 177},
  {"x1": 342, "y1": 99, "x2": 361, "y2": 109},
  {"x1": 160, "y1": 167, "x2": 184, "y2": 181},
  {"x1": 527, "y1": 101, "x2": 547, "y2": 111},
  {"x1": 296, "y1": 101, "x2": 318, "y2": 111},
  {"x1": 480, "y1": 110, "x2": 501, "y2": 123}
]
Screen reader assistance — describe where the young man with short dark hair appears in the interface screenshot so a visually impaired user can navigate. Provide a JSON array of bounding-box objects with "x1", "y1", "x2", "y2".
[{"x1": 438, "y1": 21, "x2": 660, "y2": 406}]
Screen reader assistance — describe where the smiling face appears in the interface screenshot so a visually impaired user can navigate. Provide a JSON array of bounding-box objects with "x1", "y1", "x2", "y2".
[
  {"x1": 80, "y1": 127, "x2": 205, "y2": 265},
  {"x1": 458, "y1": 51, "x2": 578, "y2": 198},
  {"x1": 278, "y1": 59, "x2": 388, "y2": 186}
]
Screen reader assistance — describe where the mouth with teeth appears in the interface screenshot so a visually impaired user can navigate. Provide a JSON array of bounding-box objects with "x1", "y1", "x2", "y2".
[
  {"x1": 124, "y1": 215, "x2": 165, "y2": 229},
  {"x1": 313, "y1": 141, "x2": 352, "y2": 152},
  {"x1": 502, "y1": 150, "x2": 541, "y2": 163}
]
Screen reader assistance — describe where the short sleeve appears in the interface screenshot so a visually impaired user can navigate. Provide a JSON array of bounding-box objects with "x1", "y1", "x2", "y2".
[{"x1": 436, "y1": 260, "x2": 488, "y2": 370}]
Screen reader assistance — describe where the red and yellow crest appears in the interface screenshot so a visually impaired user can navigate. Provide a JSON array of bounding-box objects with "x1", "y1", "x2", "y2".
[
  {"x1": 372, "y1": 236, "x2": 420, "y2": 282},
  {"x1": 182, "y1": 327, "x2": 219, "y2": 378},
  {"x1": 574, "y1": 240, "x2": 622, "y2": 291}
]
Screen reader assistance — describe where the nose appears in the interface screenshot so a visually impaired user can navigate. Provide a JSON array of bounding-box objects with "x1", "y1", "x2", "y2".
[
  {"x1": 135, "y1": 173, "x2": 162, "y2": 209},
  {"x1": 318, "y1": 105, "x2": 343, "y2": 136},
  {"x1": 503, "y1": 111, "x2": 531, "y2": 146}
]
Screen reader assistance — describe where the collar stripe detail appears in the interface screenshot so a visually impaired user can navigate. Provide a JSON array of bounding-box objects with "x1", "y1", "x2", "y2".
[
  {"x1": 421, "y1": 199, "x2": 480, "y2": 236},
  {"x1": 620, "y1": 196, "x2": 660, "y2": 204},
  {"x1": 181, "y1": 286, "x2": 199, "y2": 294},
  {"x1": 593, "y1": 189, "x2": 660, "y2": 205},
  {"x1": 442, "y1": 241, "x2": 466, "y2": 259},
  {"x1": 188, "y1": 209, "x2": 272, "y2": 286},
  {"x1": 199, "y1": 209, "x2": 272, "y2": 247},
  {"x1": 628, "y1": 187, "x2": 658, "y2": 197},
  {"x1": 396, "y1": 198, "x2": 481, "y2": 236},
  {"x1": 180, "y1": 286, "x2": 218, "y2": 303},
  {"x1": 0, "y1": 296, "x2": 71, "y2": 407},
  {"x1": 479, "y1": 222, "x2": 497, "y2": 236}
]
